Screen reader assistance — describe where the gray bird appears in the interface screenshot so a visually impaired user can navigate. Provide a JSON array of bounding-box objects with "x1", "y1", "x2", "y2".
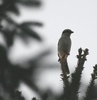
[{"x1": 58, "y1": 29, "x2": 73, "y2": 74}]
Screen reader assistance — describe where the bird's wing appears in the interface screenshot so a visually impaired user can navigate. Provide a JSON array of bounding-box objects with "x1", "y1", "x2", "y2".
[{"x1": 58, "y1": 36, "x2": 71, "y2": 55}]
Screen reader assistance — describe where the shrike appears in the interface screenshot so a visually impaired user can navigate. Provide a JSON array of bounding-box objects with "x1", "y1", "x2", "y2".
[{"x1": 58, "y1": 29, "x2": 73, "y2": 74}]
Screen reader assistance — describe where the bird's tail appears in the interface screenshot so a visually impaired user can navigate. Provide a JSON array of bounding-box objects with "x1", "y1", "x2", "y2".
[
  {"x1": 64, "y1": 58, "x2": 70, "y2": 74},
  {"x1": 60, "y1": 58, "x2": 70, "y2": 74}
]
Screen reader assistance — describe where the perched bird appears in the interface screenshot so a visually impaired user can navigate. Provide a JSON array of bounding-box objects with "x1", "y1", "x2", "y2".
[{"x1": 58, "y1": 29, "x2": 73, "y2": 74}]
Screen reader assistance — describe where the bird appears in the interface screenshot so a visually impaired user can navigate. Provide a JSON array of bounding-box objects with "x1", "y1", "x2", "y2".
[{"x1": 58, "y1": 29, "x2": 73, "y2": 74}]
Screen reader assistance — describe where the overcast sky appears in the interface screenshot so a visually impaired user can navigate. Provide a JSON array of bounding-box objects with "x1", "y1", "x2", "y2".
[{"x1": 6, "y1": 0, "x2": 97, "y2": 99}]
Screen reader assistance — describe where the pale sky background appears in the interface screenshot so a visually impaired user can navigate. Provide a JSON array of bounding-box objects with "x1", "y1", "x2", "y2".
[{"x1": 1, "y1": 0, "x2": 97, "y2": 100}]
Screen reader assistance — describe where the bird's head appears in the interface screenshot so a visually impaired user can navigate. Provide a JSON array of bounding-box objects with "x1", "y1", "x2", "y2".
[{"x1": 62, "y1": 29, "x2": 73, "y2": 37}]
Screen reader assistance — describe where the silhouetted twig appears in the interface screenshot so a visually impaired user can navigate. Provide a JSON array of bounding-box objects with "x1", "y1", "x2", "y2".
[
  {"x1": 32, "y1": 97, "x2": 37, "y2": 100},
  {"x1": 84, "y1": 64, "x2": 97, "y2": 100},
  {"x1": 15, "y1": 91, "x2": 25, "y2": 100},
  {"x1": 69, "y1": 48, "x2": 89, "y2": 100},
  {"x1": 59, "y1": 48, "x2": 89, "y2": 100}
]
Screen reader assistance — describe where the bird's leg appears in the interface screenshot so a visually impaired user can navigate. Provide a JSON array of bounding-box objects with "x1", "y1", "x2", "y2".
[
  {"x1": 58, "y1": 52, "x2": 68, "y2": 62},
  {"x1": 58, "y1": 58, "x2": 60, "y2": 62},
  {"x1": 59, "y1": 54, "x2": 67, "y2": 63},
  {"x1": 61, "y1": 54, "x2": 68, "y2": 61},
  {"x1": 58, "y1": 53, "x2": 61, "y2": 62}
]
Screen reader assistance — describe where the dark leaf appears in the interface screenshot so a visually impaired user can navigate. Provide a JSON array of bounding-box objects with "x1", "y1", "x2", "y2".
[
  {"x1": 18, "y1": 32, "x2": 32, "y2": 44},
  {"x1": 20, "y1": 25, "x2": 42, "y2": 41},
  {"x1": 21, "y1": 21, "x2": 43, "y2": 27},
  {"x1": 0, "y1": 0, "x2": 19, "y2": 15},
  {"x1": 7, "y1": 5, "x2": 20, "y2": 15},
  {"x1": 19, "y1": 0, "x2": 41, "y2": 7},
  {"x1": 4, "y1": 15, "x2": 16, "y2": 25},
  {"x1": 0, "y1": 29, "x2": 14, "y2": 47},
  {"x1": 4, "y1": 16, "x2": 42, "y2": 41}
]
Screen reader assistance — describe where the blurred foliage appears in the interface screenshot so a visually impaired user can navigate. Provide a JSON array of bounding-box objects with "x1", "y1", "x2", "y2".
[
  {"x1": 0, "y1": 0, "x2": 42, "y2": 47},
  {"x1": 0, "y1": 0, "x2": 52, "y2": 100}
]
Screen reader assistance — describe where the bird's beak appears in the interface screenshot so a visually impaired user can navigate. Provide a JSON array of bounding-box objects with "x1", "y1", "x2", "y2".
[{"x1": 71, "y1": 31, "x2": 74, "y2": 33}]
